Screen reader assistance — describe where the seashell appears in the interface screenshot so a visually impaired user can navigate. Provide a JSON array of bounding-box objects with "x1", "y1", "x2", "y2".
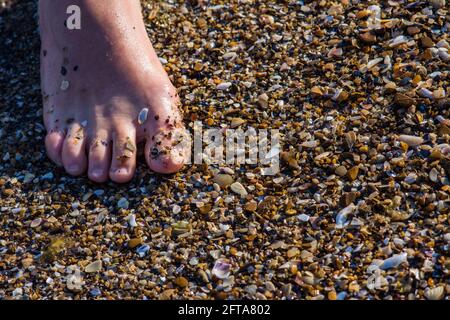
[
  {"x1": 424, "y1": 286, "x2": 444, "y2": 300},
  {"x1": 345, "y1": 131, "x2": 357, "y2": 148},
  {"x1": 328, "y1": 47, "x2": 343, "y2": 57},
  {"x1": 367, "y1": 57, "x2": 383, "y2": 70},
  {"x1": 429, "y1": 71, "x2": 442, "y2": 78},
  {"x1": 216, "y1": 82, "x2": 232, "y2": 90},
  {"x1": 418, "y1": 87, "x2": 434, "y2": 99},
  {"x1": 137, "y1": 108, "x2": 149, "y2": 125},
  {"x1": 117, "y1": 197, "x2": 129, "y2": 209},
  {"x1": 398, "y1": 134, "x2": 424, "y2": 147},
  {"x1": 429, "y1": 168, "x2": 439, "y2": 182},
  {"x1": 336, "y1": 292, "x2": 347, "y2": 300},
  {"x1": 127, "y1": 214, "x2": 137, "y2": 228},
  {"x1": 172, "y1": 204, "x2": 181, "y2": 214},
  {"x1": 436, "y1": 115, "x2": 450, "y2": 126},
  {"x1": 404, "y1": 173, "x2": 417, "y2": 184},
  {"x1": 258, "y1": 93, "x2": 269, "y2": 108},
  {"x1": 85, "y1": 260, "x2": 102, "y2": 273},
  {"x1": 438, "y1": 48, "x2": 449, "y2": 61},
  {"x1": 301, "y1": 140, "x2": 319, "y2": 148},
  {"x1": 297, "y1": 214, "x2": 310, "y2": 222},
  {"x1": 230, "y1": 117, "x2": 246, "y2": 128},
  {"x1": 379, "y1": 252, "x2": 408, "y2": 270},
  {"x1": 436, "y1": 39, "x2": 449, "y2": 49},
  {"x1": 389, "y1": 35, "x2": 408, "y2": 47},
  {"x1": 136, "y1": 244, "x2": 150, "y2": 257},
  {"x1": 189, "y1": 257, "x2": 199, "y2": 266},
  {"x1": 30, "y1": 218, "x2": 42, "y2": 228},
  {"x1": 230, "y1": 182, "x2": 248, "y2": 197},
  {"x1": 336, "y1": 204, "x2": 356, "y2": 228},
  {"x1": 171, "y1": 221, "x2": 191, "y2": 235},
  {"x1": 433, "y1": 87, "x2": 446, "y2": 99},
  {"x1": 212, "y1": 259, "x2": 231, "y2": 279},
  {"x1": 222, "y1": 52, "x2": 237, "y2": 60}
]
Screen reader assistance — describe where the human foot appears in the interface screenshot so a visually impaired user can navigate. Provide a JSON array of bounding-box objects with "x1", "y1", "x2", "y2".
[{"x1": 39, "y1": 0, "x2": 189, "y2": 183}]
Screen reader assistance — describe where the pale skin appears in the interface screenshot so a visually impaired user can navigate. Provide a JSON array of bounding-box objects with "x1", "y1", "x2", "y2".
[{"x1": 40, "y1": 0, "x2": 189, "y2": 183}]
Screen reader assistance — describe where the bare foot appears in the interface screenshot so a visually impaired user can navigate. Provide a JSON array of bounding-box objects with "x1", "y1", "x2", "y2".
[{"x1": 39, "y1": 0, "x2": 189, "y2": 183}]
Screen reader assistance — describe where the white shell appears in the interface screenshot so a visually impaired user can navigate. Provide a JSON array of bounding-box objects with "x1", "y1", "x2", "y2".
[
  {"x1": 424, "y1": 286, "x2": 444, "y2": 300},
  {"x1": 138, "y1": 108, "x2": 149, "y2": 125},
  {"x1": 367, "y1": 57, "x2": 383, "y2": 70},
  {"x1": 216, "y1": 82, "x2": 232, "y2": 90},
  {"x1": 335, "y1": 204, "x2": 356, "y2": 228},
  {"x1": 379, "y1": 252, "x2": 408, "y2": 270},
  {"x1": 212, "y1": 259, "x2": 231, "y2": 279}
]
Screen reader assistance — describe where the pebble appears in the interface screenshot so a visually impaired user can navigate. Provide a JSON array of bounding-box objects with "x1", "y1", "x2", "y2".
[
  {"x1": 230, "y1": 182, "x2": 248, "y2": 197},
  {"x1": 128, "y1": 238, "x2": 142, "y2": 249},
  {"x1": 394, "y1": 93, "x2": 416, "y2": 108},
  {"x1": 347, "y1": 166, "x2": 359, "y2": 181},
  {"x1": 174, "y1": 276, "x2": 189, "y2": 288},
  {"x1": 41, "y1": 172, "x2": 54, "y2": 180},
  {"x1": 213, "y1": 174, "x2": 233, "y2": 187},
  {"x1": 335, "y1": 166, "x2": 347, "y2": 177}
]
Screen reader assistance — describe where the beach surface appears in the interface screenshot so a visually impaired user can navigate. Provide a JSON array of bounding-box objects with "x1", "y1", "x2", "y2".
[{"x1": 0, "y1": 0, "x2": 448, "y2": 300}]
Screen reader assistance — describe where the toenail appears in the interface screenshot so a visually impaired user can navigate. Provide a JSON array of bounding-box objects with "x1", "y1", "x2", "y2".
[
  {"x1": 91, "y1": 169, "x2": 103, "y2": 178},
  {"x1": 68, "y1": 165, "x2": 79, "y2": 172},
  {"x1": 114, "y1": 168, "x2": 128, "y2": 175}
]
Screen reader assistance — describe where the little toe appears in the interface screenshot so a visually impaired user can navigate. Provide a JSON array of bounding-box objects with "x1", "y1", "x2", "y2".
[
  {"x1": 109, "y1": 127, "x2": 137, "y2": 183},
  {"x1": 62, "y1": 123, "x2": 88, "y2": 176},
  {"x1": 45, "y1": 130, "x2": 65, "y2": 166},
  {"x1": 145, "y1": 128, "x2": 190, "y2": 174},
  {"x1": 88, "y1": 132, "x2": 111, "y2": 183}
]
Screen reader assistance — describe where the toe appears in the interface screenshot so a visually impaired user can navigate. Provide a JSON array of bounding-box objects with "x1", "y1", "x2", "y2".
[
  {"x1": 145, "y1": 128, "x2": 190, "y2": 174},
  {"x1": 87, "y1": 131, "x2": 111, "y2": 183},
  {"x1": 45, "y1": 130, "x2": 65, "y2": 166},
  {"x1": 109, "y1": 126, "x2": 137, "y2": 183},
  {"x1": 62, "y1": 123, "x2": 88, "y2": 176}
]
